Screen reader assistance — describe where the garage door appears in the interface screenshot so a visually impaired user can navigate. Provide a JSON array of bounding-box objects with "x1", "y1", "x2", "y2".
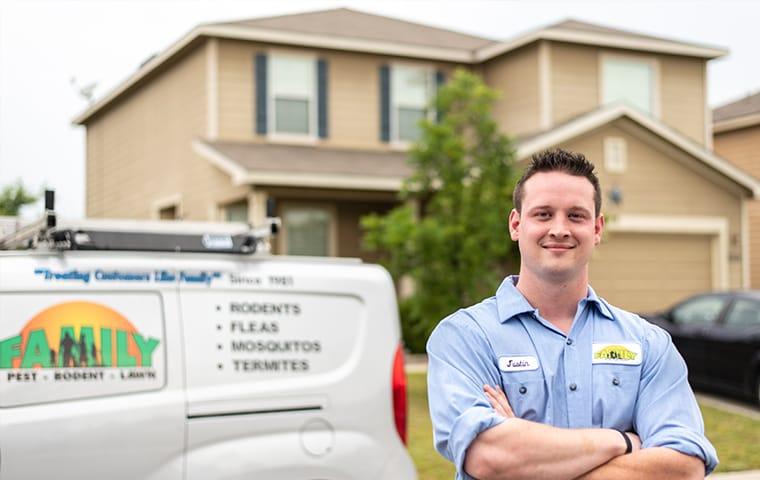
[{"x1": 589, "y1": 232, "x2": 713, "y2": 315}]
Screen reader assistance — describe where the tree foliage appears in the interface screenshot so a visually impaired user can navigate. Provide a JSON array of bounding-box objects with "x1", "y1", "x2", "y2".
[
  {"x1": 361, "y1": 69, "x2": 519, "y2": 352},
  {"x1": 0, "y1": 180, "x2": 37, "y2": 216}
]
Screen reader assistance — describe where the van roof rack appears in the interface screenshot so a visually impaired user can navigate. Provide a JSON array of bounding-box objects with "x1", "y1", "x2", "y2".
[{"x1": 0, "y1": 191, "x2": 280, "y2": 255}]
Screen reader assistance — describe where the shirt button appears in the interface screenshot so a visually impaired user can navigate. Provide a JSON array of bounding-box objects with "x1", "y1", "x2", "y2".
[
  {"x1": 569, "y1": 383, "x2": 578, "y2": 391},
  {"x1": 612, "y1": 378, "x2": 620, "y2": 386},
  {"x1": 566, "y1": 338, "x2": 573, "y2": 346},
  {"x1": 519, "y1": 386, "x2": 527, "y2": 394}
]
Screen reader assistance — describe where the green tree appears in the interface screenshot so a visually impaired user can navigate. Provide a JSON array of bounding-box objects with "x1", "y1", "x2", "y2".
[
  {"x1": 0, "y1": 180, "x2": 38, "y2": 216},
  {"x1": 362, "y1": 69, "x2": 519, "y2": 352}
]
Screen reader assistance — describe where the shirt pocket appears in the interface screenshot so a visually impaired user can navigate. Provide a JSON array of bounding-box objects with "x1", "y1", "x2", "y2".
[
  {"x1": 499, "y1": 370, "x2": 547, "y2": 422},
  {"x1": 591, "y1": 365, "x2": 640, "y2": 430}
]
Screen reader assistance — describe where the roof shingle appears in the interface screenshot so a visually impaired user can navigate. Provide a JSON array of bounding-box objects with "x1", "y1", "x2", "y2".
[
  {"x1": 210, "y1": 8, "x2": 496, "y2": 52},
  {"x1": 713, "y1": 91, "x2": 760, "y2": 122}
]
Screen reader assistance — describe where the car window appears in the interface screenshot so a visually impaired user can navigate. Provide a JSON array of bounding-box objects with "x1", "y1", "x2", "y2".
[
  {"x1": 671, "y1": 296, "x2": 727, "y2": 326},
  {"x1": 724, "y1": 299, "x2": 760, "y2": 328}
]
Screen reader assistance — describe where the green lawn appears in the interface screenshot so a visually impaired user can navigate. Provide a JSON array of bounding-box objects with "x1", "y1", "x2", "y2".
[{"x1": 407, "y1": 372, "x2": 760, "y2": 478}]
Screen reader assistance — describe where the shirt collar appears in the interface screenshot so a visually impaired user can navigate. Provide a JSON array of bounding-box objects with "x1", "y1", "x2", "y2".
[{"x1": 495, "y1": 275, "x2": 615, "y2": 323}]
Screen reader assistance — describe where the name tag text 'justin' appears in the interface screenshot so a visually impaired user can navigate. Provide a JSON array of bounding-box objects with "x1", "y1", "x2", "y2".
[{"x1": 498, "y1": 355, "x2": 539, "y2": 372}]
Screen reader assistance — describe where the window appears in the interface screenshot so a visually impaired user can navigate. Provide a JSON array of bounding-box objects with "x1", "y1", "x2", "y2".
[
  {"x1": 223, "y1": 200, "x2": 248, "y2": 223},
  {"x1": 282, "y1": 206, "x2": 334, "y2": 256},
  {"x1": 724, "y1": 299, "x2": 760, "y2": 328},
  {"x1": 671, "y1": 295, "x2": 727, "y2": 326},
  {"x1": 604, "y1": 137, "x2": 627, "y2": 173},
  {"x1": 158, "y1": 205, "x2": 177, "y2": 220},
  {"x1": 270, "y1": 55, "x2": 315, "y2": 136},
  {"x1": 601, "y1": 56, "x2": 656, "y2": 115},
  {"x1": 392, "y1": 65, "x2": 434, "y2": 142}
]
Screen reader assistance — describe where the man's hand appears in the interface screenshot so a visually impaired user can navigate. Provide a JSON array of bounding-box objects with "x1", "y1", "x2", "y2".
[{"x1": 484, "y1": 384, "x2": 514, "y2": 418}]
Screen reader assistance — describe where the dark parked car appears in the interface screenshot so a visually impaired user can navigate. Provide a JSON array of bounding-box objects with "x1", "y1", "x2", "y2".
[{"x1": 644, "y1": 292, "x2": 760, "y2": 404}]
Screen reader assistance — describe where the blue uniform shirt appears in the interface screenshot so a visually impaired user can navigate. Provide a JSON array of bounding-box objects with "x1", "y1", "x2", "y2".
[{"x1": 427, "y1": 276, "x2": 718, "y2": 479}]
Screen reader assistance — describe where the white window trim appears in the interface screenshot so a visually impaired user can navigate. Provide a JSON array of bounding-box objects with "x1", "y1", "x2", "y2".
[
  {"x1": 390, "y1": 61, "x2": 437, "y2": 149},
  {"x1": 267, "y1": 50, "x2": 318, "y2": 142},
  {"x1": 151, "y1": 194, "x2": 183, "y2": 220},
  {"x1": 206, "y1": 38, "x2": 219, "y2": 140},
  {"x1": 606, "y1": 214, "x2": 729, "y2": 290},
  {"x1": 598, "y1": 52, "x2": 661, "y2": 119},
  {"x1": 278, "y1": 202, "x2": 338, "y2": 257}
]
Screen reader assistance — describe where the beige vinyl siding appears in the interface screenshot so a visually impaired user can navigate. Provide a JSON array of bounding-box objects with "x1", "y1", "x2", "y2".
[
  {"x1": 715, "y1": 124, "x2": 760, "y2": 287},
  {"x1": 549, "y1": 43, "x2": 707, "y2": 145},
  {"x1": 747, "y1": 200, "x2": 760, "y2": 288},
  {"x1": 86, "y1": 40, "x2": 249, "y2": 220},
  {"x1": 714, "y1": 124, "x2": 760, "y2": 178},
  {"x1": 660, "y1": 54, "x2": 706, "y2": 144},
  {"x1": 217, "y1": 39, "x2": 260, "y2": 142},
  {"x1": 550, "y1": 42, "x2": 598, "y2": 126},
  {"x1": 590, "y1": 233, "x2": 712, "y2": 313},
  {"x1": 558, "y1": 122, "x2": 744, "y2": 291},
  {"x1": 483, "y1": 44, "x2": 541, "y2": 137},
  {"x1": 215, "y1": 39, "x2": 458, "y2": 149},
  {"x1": 325, "y1": 51, "x2": 383, "y2": 149}
]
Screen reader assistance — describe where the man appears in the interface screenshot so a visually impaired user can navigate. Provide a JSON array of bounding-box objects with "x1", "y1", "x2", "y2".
[{"x1": 426, "y1": 149, "x2": 717, "y2": 480}]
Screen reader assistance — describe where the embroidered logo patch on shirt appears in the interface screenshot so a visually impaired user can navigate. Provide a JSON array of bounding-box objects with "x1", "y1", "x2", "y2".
[
  {"x1": 592, "y1": 343, "x2": 642, "y2": 365},
  {"x1": 498, "y1": 355, "x2": 539, "y2": 372}
]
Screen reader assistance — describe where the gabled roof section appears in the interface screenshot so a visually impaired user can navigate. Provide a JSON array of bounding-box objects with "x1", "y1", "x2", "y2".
[
  {"x1": 713, "y1": 91, "x2": 760, "y2": 133},
  {"x1": 212, "y1": 8, "x2": 495, "y2": 51},
  {"x1": 73, "y1": 9, "x2": 727, "y2": 125},
  {"x1": 516, "y1": 103, "x2": 760, "y2": 198},
  {"x1": 476, "y1": 17, "x2": 727, "y2": 62}
]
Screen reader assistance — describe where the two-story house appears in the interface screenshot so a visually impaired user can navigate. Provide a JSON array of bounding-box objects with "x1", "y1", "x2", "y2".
[
  {"x1": 74, "y1": 8, "x2": 760, "y2": 313},
  {"x1": 713, "y1": 91, "x2": 760, "y2": 287}
]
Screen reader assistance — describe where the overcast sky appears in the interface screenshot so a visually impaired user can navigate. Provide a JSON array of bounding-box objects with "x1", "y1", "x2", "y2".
[{"x1": 1, "y1": 0, "x2": 759, "y2": 219}]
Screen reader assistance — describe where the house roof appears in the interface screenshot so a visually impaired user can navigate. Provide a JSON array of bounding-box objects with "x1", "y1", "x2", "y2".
[
  {"x1": 713, "y1": 91, "x2": 760, "y2": 133},
  {"x1": 192, "y1": 139, "x2": 411, "y2": 191},
  {"x1": 516, "y1": 103, "x2": 760, "y2": 198},
  {"x1": 211, "y1": 8, "x2": 496, "y2": 52},
  {"x1": 73, "y1": 8, "x2": 728, "y2": 125}
]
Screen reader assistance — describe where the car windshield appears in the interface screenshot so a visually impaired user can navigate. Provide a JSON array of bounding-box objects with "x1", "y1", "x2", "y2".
[{"x1": 671, "y1": 296, "x2": 727, "y2": 326}]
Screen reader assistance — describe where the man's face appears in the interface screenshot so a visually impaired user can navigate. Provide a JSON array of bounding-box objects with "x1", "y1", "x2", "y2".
[{"x1": 509, "y1": 171, "x2": 604, "y2": 283}]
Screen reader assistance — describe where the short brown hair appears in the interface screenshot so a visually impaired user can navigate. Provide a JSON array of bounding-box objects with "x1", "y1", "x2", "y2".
[{"x1": 513, "y1": 149, "x2": 602, "y2": 215}]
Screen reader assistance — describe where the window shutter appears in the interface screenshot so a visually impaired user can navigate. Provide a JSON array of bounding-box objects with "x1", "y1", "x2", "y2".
[
  {"x1": 435, "y1": 70, "x2": 446, "y2": 123},
  {"x1": 255, "y1": 53, "x2": 267, "y2": 135},
  {"x1": 379, "y1": 65, "x2": 390, "y2": 142},
  {"x1": 317, "y1": 59, "x2": 328, "y2": 139}
]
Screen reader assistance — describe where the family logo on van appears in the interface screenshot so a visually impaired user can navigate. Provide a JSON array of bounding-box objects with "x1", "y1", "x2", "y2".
[{"x1": 0, "y1": 301, "x2": 160, "y2": 369}]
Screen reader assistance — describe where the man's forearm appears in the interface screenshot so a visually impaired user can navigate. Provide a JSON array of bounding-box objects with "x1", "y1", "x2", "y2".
[
  {"x1": 464, "y1": 417, "x2": 628, "y2": 480},
  {"x1": 575, "y1": 447, "x2": 705, "y2": 480}
]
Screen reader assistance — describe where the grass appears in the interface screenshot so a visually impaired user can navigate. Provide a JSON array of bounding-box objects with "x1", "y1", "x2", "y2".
[{"x1": 407, "y1": 372, "x2": 760, "y2": 478}]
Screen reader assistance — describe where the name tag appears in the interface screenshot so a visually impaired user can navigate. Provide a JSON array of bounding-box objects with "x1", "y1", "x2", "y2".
[
  {"x1": 498, "y1": 355, "x2": 539, "y2": 372},
  {"x1": 592, "y1": 342, "x2": 642, "y2": 365}
]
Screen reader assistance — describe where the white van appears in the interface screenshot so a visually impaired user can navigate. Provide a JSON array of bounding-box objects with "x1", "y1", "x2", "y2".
[{"x1": 0, "y1": 215, "x2": 416, "y2": 479}]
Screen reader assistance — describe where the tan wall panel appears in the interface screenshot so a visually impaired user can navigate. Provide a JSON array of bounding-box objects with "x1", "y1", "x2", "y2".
[
  {"x1": 217, "y1": 39, "x2": 259, "y2": 142},
  {"x1": 550, "y1": 42, "x2": 598, "y2": 126},
  {"x1": 714, "y1": 124, "x2": 760, "y2": 178},
  {"x1": 715, "y1": 125, "x2": 760, "y2": 287},
  {"x1": 747, "y1": 200, "x2": 760, "y2": 288},
  {"x1": 590, "y1": 232, "x2": 712, "y2": 312},
  {"x1": 483, "y1": 44, "x2": 540, "y2": 137},
  {"x1": 86, "y1": 41, "x2": 249, "y2": 220},
  {"x1": 559, "y1": 123, "x2": 744, "y2": 289},
  {"x1": 660, "y1": 54, "x2": 706, "y2": 144}
]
